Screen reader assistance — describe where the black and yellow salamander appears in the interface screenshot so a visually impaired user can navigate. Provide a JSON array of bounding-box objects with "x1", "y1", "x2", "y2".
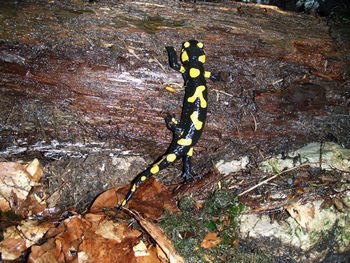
[{"x1": 119, "y1": 40, "x2": 221, "y2": 209}]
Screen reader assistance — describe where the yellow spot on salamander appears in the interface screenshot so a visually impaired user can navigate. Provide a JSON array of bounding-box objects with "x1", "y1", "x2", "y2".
[
  {"x1": 190, "y1": 111, "x2": 203, "y2": 130},
  {"x1": 198, "y1": 55, "x2": 206, "y2": 63},
  {"x1": 171, "y1": 117, "x2": 178, "y2": 124},
  {"x1": 166, "y1": 153, "x2": 176, "y2": 162},
  {"x1": 197, "y1": 42, "x2": 204, "y2": 48},
  {"x1": 187, "y1": 147, "x2": 193, "y2": 156},
  {"x1": 187, "y1": 85, "x2": 207, "y2": 108},
  {"x1": 177, "y1": 138, "x2": 192, "y2": 146},
  {"x1": 180, "y1": 65, "x2": 186, "y2": 73},
  {"x1": 181, "y1": 51, "x2": 189, "y2": 62},
  {"x1": 204, "y1": 71, "x2": 211, "y2": 78},
  {"x1": 184, "y1": 41, "x2": 190, "y2": 48},
  {"x1": 121, "y1": 200, "x2": 126, "y2": 206},
  {"x1": 141, "y1": 176, "x2": 147, "y2": 181},
  {"x1": 131, "y1": 184, "x2": 136, "y2": 192},
  {"x1": 189, "y1": 68, "x2": 200, "y2": 78},
  {"x1": 150, "y1": 165, "x2": 159, "y2": 174},
  {"x1": 150, "y1": 157, "x2": 165, "y2": 174}
]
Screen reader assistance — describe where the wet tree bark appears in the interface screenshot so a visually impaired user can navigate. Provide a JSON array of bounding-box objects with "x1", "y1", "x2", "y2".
[{"x1": 0, "y1": 0, "x2": 349, "y2": 165}]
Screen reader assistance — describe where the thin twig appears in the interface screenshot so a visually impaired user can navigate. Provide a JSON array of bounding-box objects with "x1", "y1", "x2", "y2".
[
  {"x1": 271, "y1": 78, "x2": 283, "y2": 86},
  {"x1": 151, "y1": 57, "x2": 166, "y2": 72},
  {"x1": 237, "y1": 164, "x2": 309, "y2": 197},
  {"x1": 212, "y1": 88, "x2": 234, "y2": 97},
  {"x1": 250, "y1": 112, "x2": 257, "y2": 132}
]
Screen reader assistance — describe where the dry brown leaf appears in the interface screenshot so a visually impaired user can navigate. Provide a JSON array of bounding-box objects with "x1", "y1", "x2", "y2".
[
  {"x1": 89, "y1": 185, "x2": 126, "y2": 212},
  {"x1": 0, "y1": 220, "x2": 53, "y2": 261},
  {"x1": 27, "y1": 215, "x2": 91, "y2": 262},
  {"x1": 91, "y1": 178, "x2": 179, "y2": 220},
  {"x1": 28, "y1": 238, "x2": 57, "y2": 263},
  {"x1": 53, "y1": 216, "x2": 91, "y2": 262},
  {"x1": 128, "y1": 177, "x2": 174, "y2": 219},
  {"x1": 133, "y1": 241, "x2": 150, "y2": 257},
  {"x1": 25, "y1": 159, "x2": 42, "y2": 181},
  {"x1": 0, "y1": 197, "x2": 10, "y2": 212},
  {"x1": 77, "y1": 217, "x2": 143, "y2": 263},
  {"x1": 18, "y1": 220, "x2": 53, "y2": 247},
  {"x1": 130, "y1": 210, "x2": 184, "y2": 263},
  {"x1": 78, "y1": 230, "x2": 134, "y2": 262},
  {"x1": 95, "y1": 219, "x2": 130, "y2": 243},
  {"x1": 0, "y1": 166, "x2": 180, "y2": 262},
  {"x1": 0, "y1": 159, "x2": 44, "y2": 214},
  {"x1": 200, "y1": 233, "x2": 221, "y2": 249},
  {"x1": 136, "y1": 245, "x2": 161, "y2": 263},
  {"x1": 43, "y1": 218, "x2": 67, "y2": 239},
  {"x1": 0, "y1": 226, "x2": 27, "y2": 261},
  {"x1": 29, "y1": 251, "x2": 59, "y2": 263},
  {"x1": 15, "y1": 186, "x2": 47, "y2": 217},
  {"x1": 27, "y1": 213, "x2": 147, "y2": 263},
  {"x1": 83, "y1": 213, "x2": 105, "y2": 230},
  {"x1": 3, "y1": 207, "x2": 169, "y2": 262},
  {"x1": 285, "y1": 202, "x2": 315, "y2": 231}
]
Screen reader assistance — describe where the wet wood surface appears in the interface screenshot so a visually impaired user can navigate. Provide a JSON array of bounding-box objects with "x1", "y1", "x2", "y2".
[{"x1": 0, "y1": 0, "x2": 349, "y2": 165}]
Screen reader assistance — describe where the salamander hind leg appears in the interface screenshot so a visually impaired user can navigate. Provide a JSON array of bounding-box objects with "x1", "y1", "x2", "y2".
[
  {"x1": 182, "y1": 148, "x2": 198, "y2": 181},
  {"x1": 204, "y1": 71, "x2": 221, "y2": 82}
]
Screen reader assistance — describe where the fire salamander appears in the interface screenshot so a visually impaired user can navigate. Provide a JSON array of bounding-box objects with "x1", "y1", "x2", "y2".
[{"x1": 120, "y1": 40, "x2": 221, "y2": 209}]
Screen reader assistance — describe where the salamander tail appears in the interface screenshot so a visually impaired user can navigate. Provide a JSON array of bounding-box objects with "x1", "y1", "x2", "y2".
[{"x1": 119, "y1": 152, "x2": 179, "y2": 209}]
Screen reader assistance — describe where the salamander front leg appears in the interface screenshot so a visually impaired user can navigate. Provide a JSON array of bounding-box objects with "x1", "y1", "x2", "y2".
[
  {"x1": 166, "y1": 46, "x2": 185, "y2": 73},
  {"x1": 204, "y1": 71, "x2": 221, "y2": 82},
  {"x1": 165, "y1": 46, "x2": 180, "y2": 71}
]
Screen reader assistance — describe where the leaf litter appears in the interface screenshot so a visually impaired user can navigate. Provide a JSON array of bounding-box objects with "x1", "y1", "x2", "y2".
[
  {"x1": 0, "y1": 159, "x2": 183, "y2": 263},
  {"x1": 1, "y1": 141, "x2": 349, "y2": 262}
]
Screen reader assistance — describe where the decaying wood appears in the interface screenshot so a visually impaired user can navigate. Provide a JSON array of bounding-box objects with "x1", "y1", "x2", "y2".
[{"x1": 0, "y1": 0, "x2": 349, "y2": 165}]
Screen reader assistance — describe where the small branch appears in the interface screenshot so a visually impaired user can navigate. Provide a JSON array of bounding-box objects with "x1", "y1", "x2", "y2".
[{"x1": 237, "y1": 164, "x2": 309, "y2": 197}]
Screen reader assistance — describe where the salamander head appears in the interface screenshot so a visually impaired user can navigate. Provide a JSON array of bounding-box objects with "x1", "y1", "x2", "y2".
[{"x1": 180, "y1": 40, "x2": 206, "y2": 65}]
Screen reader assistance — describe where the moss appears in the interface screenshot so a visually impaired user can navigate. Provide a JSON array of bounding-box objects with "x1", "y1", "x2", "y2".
[{"x1": 159, "y1": 186, "x2": 271, "y2": 263}]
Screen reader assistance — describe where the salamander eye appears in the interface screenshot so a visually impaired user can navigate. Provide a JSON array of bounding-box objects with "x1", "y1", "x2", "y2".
[
  {"x1": 198, "y1": 55, "x2": 206, "y2": 63},
  {"x1": 197, "y1": 42, "x2": 204, "y2": 48},
  {"x1": 184, "y1": 41, "x2": 190, "y2": 48}
]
